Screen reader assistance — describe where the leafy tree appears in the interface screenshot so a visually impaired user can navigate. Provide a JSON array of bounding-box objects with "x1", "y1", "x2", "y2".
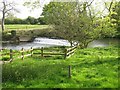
[
  {"x1": 37, "y1": 17, "x2": 46, "y2": 25},
  {"x1": 43, "y1": 1, "x2": 117, "y2": 48},
  {"x1": 43, "y1": 2, "x2": 79, "y2": 46},
  {"x1": 43, "y1": 2, "x2": 94, "y2": 47},
  {"x1": 23, "y1": 0, "x2": 117, "y2": 47},
  {"x1": 111, "y1": 1, "x2": 120, "y2": 37},
  {"x1": 25, "y1": 16, "x2": 37, "y2": 25}
]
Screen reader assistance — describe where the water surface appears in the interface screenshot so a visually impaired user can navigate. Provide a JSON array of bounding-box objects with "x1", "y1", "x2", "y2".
[{"x1": 2, "y1": 37, "x2": 119, "y2": 50}]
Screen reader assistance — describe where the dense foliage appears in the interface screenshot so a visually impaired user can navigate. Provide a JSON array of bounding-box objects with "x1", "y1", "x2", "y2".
[
  {"x1": 5, "y1": 16, "x2": 46, "y2": 25},
  {"x1": 110, "y1": 1, "x2": 120, "y2": 38},
  {"x1": 43, "y1": 2, "x2": 117, "y2": 48}
]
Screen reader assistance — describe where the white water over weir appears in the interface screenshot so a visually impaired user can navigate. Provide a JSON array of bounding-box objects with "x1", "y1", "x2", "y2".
[
  {"x1": 3, "y1": 37, "x2": 71, "y2": 50},
  {"x1": 34, "y1": 37, "x2": 71, "y2": 46}
]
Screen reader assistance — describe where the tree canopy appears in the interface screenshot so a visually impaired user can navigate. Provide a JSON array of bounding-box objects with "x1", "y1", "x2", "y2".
[{"x1": 42, "y1": 1, "x2": 117, "y2": 47}]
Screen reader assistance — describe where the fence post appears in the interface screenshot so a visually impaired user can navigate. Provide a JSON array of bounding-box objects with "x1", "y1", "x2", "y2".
[
  {"x1": 10, "y1": 49, "x2": 13, "y2": 62},
  {"x1": 68, "y1": 65, "x2": 71, "y2": 78},
  {"x1": 41, "y1": 47, "x2": 43, "y2": 57},
  {"x1": 31, "y1": 47, "x2": 33, "y2": 57},
  {"x1": 21, "y1": 48, "x2": 24, "y2": 60},
  {"x1": 64, "y1": 48, "x2": 67, "y2": 59}
]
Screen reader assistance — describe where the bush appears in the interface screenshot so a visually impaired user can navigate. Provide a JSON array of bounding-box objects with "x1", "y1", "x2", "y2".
[
  {"x1": 11, "y1": 30, "x2": 16, "y2": 36},
  {"x1": 2, "y1": 56, "x2": 10, "y2": 61},
  {"x1": 2, "y1": 32, "x2": 12, "y2": 41}
]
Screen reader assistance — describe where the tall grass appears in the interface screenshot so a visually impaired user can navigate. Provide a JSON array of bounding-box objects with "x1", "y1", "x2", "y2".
[{"x1": 2, "y1": 46, "x2": 119, "y2": 88}]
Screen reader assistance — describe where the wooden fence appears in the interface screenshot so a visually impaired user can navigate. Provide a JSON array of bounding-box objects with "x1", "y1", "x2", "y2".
[{"x1": 0, "y1": 45, "x2": 78, "y2": 63}]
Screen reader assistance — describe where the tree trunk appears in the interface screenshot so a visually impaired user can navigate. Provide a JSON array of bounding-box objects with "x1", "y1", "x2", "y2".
[
  {"x1": 2, "y1": 2, "x2": 6, "y2": 32},
  {"x1": 1, "y1": 13, "x2": 5, "y2": 32}
]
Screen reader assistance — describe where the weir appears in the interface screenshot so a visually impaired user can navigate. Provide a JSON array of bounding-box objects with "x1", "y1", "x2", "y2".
[
  {"x1": 33, "y1": 37, "x2": 70, "y2": 46},
  {"x1": 2, "y1": 37, "x2": 71, "y2": 50}
]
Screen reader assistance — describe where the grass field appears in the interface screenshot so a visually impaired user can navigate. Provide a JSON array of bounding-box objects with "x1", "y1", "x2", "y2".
[
  {"x1": 5, "y1": 25, "x2": 49, "y2": 31},
  {"x1": 3, "y1": 24, "x2": 53, "y2": 39},
  {"x1": 2, "y1": 46, "x2": 119, "y2": 88}
]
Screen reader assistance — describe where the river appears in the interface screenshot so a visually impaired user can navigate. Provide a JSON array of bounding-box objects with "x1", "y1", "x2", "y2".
[{"x1": 2, "y1": 37, "x2": 120, "y2": 50}]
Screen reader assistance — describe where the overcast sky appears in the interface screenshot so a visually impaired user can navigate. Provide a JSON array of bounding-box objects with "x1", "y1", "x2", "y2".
[{"x1": 0, "y1": 0, "x2": 119, "y2": 19}]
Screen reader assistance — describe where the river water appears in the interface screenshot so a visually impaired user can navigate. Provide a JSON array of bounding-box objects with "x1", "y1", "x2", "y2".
[
  {"x1": 2, "y1": 37, "x2": 119, "y2": 50},
  {"x1": 87, "y1": 38, "x2": 119, "y2": 48}
]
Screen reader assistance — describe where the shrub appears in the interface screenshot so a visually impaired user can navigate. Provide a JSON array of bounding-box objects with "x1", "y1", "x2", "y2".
[{"x1": 2, "y1": 56, "x2": 10, "y2": 61}]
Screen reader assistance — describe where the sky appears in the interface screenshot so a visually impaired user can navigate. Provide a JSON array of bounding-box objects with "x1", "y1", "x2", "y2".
[
  {"x1": 0, "y1": 0, "x2": 50, "y2": 19},
  {"x1": 14, "y1": 0, "x2": 51, "y2": 19},
  {"x1": 0, "y1": 0, "x2": 119, "y2": 19}
]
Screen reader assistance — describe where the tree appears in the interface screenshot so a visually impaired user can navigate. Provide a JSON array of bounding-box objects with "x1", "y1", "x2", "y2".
[
  {"x1": 42, "y1": 2, "x2": 78, "y2": 46},
  {"x1": 24, "y1": 0, "x2": 117, "y2": 48},
  {"x1": 25, "y1": 16, "x2": 38, "y2": 25},
  {"x1": 110, "y1": 1, "x2": 120, "y2": 37},
  {"x1": 42, "y1": 1, "x2": 96, "y2": 47},
  {"x1": 102, "y1": 0, "x2": 119, "y2": 38},
  {"x1": 0, "y1": 0, "x2": 19, "y2": 31},
  {"x1": 42, "y1": 1, "x2": 117, "y2": 48},
  {"x1": 37, "y1": 17, "x2": 46, "y2": 25}
]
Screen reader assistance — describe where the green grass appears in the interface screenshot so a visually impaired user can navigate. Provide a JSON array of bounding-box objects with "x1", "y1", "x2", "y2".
[
  {"x1": 2, "y1": 46, "x2": 119, "y2": 88},
  {"x1": 3, "y1": 24, "x2": 54, "y2": 38},
  {"x1": 5, "y1": 24, "x2": 49, "y2": 31}
]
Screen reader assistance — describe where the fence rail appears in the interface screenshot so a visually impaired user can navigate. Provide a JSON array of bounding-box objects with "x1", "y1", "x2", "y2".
[{"x1": 0, "y1": 45, "x2": 78, "y2": 64}]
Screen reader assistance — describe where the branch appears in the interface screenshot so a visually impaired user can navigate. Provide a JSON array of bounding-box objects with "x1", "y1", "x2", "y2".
[
  {"x1": 104, "y1": 0, "x2": 114, "y2": 13},
  {"x1": 104, "y1": 2, "x2": 109, "y2": 12},
  {"x1": 4, "y1": 1, "x2": 15, "y2": 7},
  {"x1": 80, "y1": 0, "x2": 95, "y2": 13},
  {"x1": 86, "y1": 0, "x2": 95, "y2": 7},
  {"x1": 4, "y1": 7, "x2": 13, "y2": 13},
  {"x1": 109, "y1": 1, "x2": 113, "y2": 12},
  {"x1": 88, "y1": 7, "x2": 94, "y2": 23}
]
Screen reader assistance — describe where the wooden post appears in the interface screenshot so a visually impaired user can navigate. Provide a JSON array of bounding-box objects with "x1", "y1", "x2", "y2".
[
  {"x1": 10, "y1": 49, "x2": 13, "y2": 62},
  {"x1": 68, "y1": 65, "x2": 71, "y2": 78},
  {"x1": 21, "y1": 48, "x2": 24, "y2": 60},
  {"x1": 64, "y1": 48, "x2": 67, "y2": 59},
  {"x1": 41, "y1": 47, "x2": 43, "y2": 57},
  {"x1": 31, "y1": 47, "x2": 33, "y2": 57}
]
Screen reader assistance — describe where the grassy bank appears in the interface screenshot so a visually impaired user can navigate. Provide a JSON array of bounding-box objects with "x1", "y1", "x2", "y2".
[
  {"x1": 2, "y1": 46, "x2": 119, "y2": 88},
  {"x1": 5, "y1": 25, "x2": 49, "y2": 31},
  {"x1": 3, "y1": 25, "x2": 55, "y2": 41}
]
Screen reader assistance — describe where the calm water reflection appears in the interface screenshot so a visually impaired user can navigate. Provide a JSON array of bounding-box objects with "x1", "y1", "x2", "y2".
[{"x1": 87, "y1": 38, "x2": 119, "y2": 48}]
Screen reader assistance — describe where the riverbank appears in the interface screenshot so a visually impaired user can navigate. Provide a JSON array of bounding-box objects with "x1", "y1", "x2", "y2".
[
  {"x1": 2, "y1": 26, "x2": 62, "y2": 43},
  {"x1": 3, "y1": 24, "x2": 120, "y2": 43},
  {"x1": 2, "y1": 46, "x2": 119, "y2": 88}
]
